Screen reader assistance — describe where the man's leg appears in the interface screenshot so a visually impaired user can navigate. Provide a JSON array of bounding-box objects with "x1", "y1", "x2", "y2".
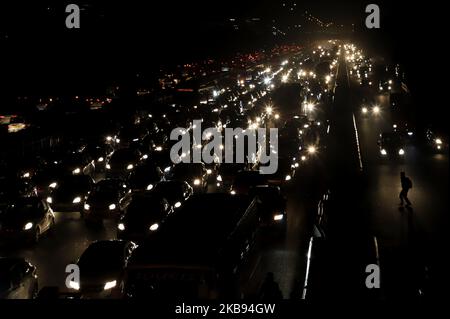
[
  {"x1": 405, "y1": 189, "x2": 411, "y2": 205},
  {"x1": 399, "y1": 190, "x2": 404, "y2": 205}
]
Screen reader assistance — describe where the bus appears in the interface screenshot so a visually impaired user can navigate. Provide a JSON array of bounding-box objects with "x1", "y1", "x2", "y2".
[{"x1": 124, "y1": 193, "x2": 261, "y2": 298}]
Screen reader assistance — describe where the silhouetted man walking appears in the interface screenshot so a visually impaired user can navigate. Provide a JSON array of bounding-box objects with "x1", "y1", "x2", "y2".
[{"x1": 399, "y1": 172, "x2": 412, "y2": 206}]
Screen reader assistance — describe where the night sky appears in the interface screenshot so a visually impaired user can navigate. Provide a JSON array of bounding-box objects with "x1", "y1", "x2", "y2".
[{"x1": 0, "y1": 1, "x2": 446, "y2": 128}]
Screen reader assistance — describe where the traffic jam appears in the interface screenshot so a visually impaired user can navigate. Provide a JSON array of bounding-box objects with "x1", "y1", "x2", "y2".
[{"x1": 0, "y1": 38, "x2": 447, "y2": 300}]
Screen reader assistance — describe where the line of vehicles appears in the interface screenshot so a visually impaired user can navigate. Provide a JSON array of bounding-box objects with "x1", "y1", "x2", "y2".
[{"x1": 0, "y1": 42, "x2": 336, "y2": 299}]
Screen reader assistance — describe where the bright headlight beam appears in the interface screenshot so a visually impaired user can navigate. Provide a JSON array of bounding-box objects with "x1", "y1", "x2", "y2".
[{"x1": 103, "y1": 280, "x2": 117, "y2": 290}]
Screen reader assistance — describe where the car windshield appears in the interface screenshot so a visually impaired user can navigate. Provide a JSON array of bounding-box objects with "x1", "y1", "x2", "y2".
[
  {"x1": 3, "y1": 198, "x2": 42, "y2": 218},
  {"x1": 111, "y1": 150, "x2": 137, "y2": 164},
  {"x1": 59, "y1": 176, "x2": 91, "y2": 190},
  {"x1": 173, "y1": 164, "x2": 203, "y2": 177},
  {"x1": 126, "y1": 198, "x2": 165, "y2": 217},
  {"x1": 78, "y1": 245, "x2": 123, "y2": 272},
  {"x1": 382, "y1": 133, "x2": 402, "y2": 145},
  {"x1": 94, "y1": 181, "x2": 118, "y2": 194}
]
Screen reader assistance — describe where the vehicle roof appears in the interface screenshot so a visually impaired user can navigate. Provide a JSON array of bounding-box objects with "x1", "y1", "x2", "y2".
[{"x1": 129, "y1": 193, "x2": 253, "y2": 266}]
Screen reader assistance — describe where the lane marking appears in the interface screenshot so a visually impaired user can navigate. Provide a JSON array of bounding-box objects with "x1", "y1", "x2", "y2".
[
  {"x1": 353, "y1": 113, "x2": 363, "y2": 171},
  {"x1": 301, "y1": 236, "x2": 314, "y2": 300}
]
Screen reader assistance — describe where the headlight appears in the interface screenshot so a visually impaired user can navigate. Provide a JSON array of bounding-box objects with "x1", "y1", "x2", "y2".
[
  {"x1": 381, "y1": 149, "x2": 387, "y2": 155},
  {"x1": 285, "y1": 175, "x2": 292, "y2": 181},
  {"x1": 174, "y1": 201, "x2": 182, "y2": 208},
  {"x1": 155, "y1": 146, "x2": 163, "y2": 151},
  {"x1": 164, "y1": 166, "x2": 171, "y2": 173},
  {"x1": 72, "y1": 197, "x2": 81, "y2": 204},
  {"x1": 230, "y1": 190, "x2": 236, "y2": 195},
  {"x1": 307, "y1": 146, "x2": 316, "y2": 154},
  {"x1": 115, "y1": 138, "x2": 121, "y2": 143},
  {"x1": 435, "y1": 138, "x2": 442, "y2": 145},
  {"x1": 301, "y1": 155, "x2": 307, "y2": 161},
  {"x1": 103, "y1": 280, "x2": 117, "y2": 290},
  {"x1": 372, "y1": 106, "x2": 380, "y2": 114},
  {"x1": 84, "y1": 203, "x2": 90, "y2": 210},
  {"x1": 23, "y1": 222, "x2": 33, "y2": 231},
  {"x1": 206, "y1": 169, "x2": 212, "y2": 175},
  {"x1": 106, "y1": 164, "x2": 111, "y2": 170},
  {"x1": 22, "y1": 172, "x2": 31, "y2": 178},
  {"x1": 72, "y1": 168, "x2": 81, "y2": 174},
  {"x1": 193, "y1": 179, "x2": 201, "y2": 186},
  {"x1": 132, "y1": 138, "x2": 139, "y2": 142},
  {"x1": 69, "y1": 280, "x2": 80, "y2": 290},
  {"x1": 149, "y1": 223, "x2": 159, "y2": 231},
  {"x1": 108, "y1": 204, "x2": 116, "y2": 210},
  {"x1": 273, "y1": 214, "x2": 284, "y2": 221},
  {"x1": 46, "y1": 197, "x2": 53, "y2": 204},
  {"x1": 98, "y1": 157, "x2": 104, "y2": 162},
  {"x1": 398, "y1": 149, "x2": 405, "y2": 155},
  {"x1": 127, "y1": 164, "x2": 133, "y2": 170},
  {"x1": 117, "y1": 223, "x2": 125, "y2": 231},
  {"x1": 146, "y1": 184, "x2": 153, "y2": 191},
  {"x1": 142, "y1": 154, "x2": 148, "y2": 160},
  {"x1": 49, "y1": 182, "x2": 57, "y2": 189},
  {"x1": 216, "y1": 175, "x2": 222, "y2": 182},
  {"x1": 362, "y1": 107, "x2": 368, "y2": 114},
  {"x1": 106, "y1": 136, "x2": 113, "y2": 142}
]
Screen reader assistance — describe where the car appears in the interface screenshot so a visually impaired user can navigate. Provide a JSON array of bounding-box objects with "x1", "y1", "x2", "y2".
[
  {"x1": 146, "y1": 149, "x2": 173, "y2": 174},
  {"x1": 32, "y1": 165, "x2": 65, "y2": 198},
  {"x1": 169, "y1": 163, "x2": 208, "y2": 192},
  {"x1": 82, "y1": 179, "x2": 127, "y2": 224},
  {"x1": 42, "y1": 148, "x2": 95, "y2": 177},
  {"x1": 61, "y1": 151, "x2": 96, "y2": 177},
  {"x1": 249, "y1": 185, "x2": 287, "y2": 229},
  {"x1": 152, "y1": 180, "x2": 193, "y2": 208},
  {"x1": 0, "y1": 176, "x2": 37, "y2": 210},
  {"x1": 46, "y1": 175, "x2": 94, "y2": 213},
  {"x1": 85, "y1": 141, "x2": 114, "y2": 171},
  {"x1": 106, "y1": 148, "x2": 142, "y2": 179},
  {"x1": 127, "y1": 162, "x2": 164, "y2": 192},
  {"x1": 215, "y1": 163, "x2": 248, "y2": 190},
  {"x1": 148, "y1": 133, "x2": 169, "y2": 152},
  {"x1": 117, "y1": 193, "x2": 172, "y2": 242},
  {"x1": 230, "y1": 170, "x2": 268, "y2": 195},
  {"x1": 0, "y1": 257, "x2": 38, "y2": 299},
  {"x1": 425, "y1": 129, "x2": 447, "y2": 152},
  {"x1": 377, "y1": 132, "x2": 406, "y2": 157},
  {"x1": 71, "y1": 240, "x2": 137, "y2": 298},
  {"x1": 0, "y1": 197, "x2": 55, "y2": 244},
  {"x1": 115, "y1": 125, "x2": 149, "y2": 150},
  {"x1": 265, "y1": 157, "x2": 296, "y2": 185}
]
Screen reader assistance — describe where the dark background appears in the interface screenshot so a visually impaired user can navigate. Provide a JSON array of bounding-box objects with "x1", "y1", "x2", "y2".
[{"x1": 0, "y1": 1, "x2": 446, "y2": 129}]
